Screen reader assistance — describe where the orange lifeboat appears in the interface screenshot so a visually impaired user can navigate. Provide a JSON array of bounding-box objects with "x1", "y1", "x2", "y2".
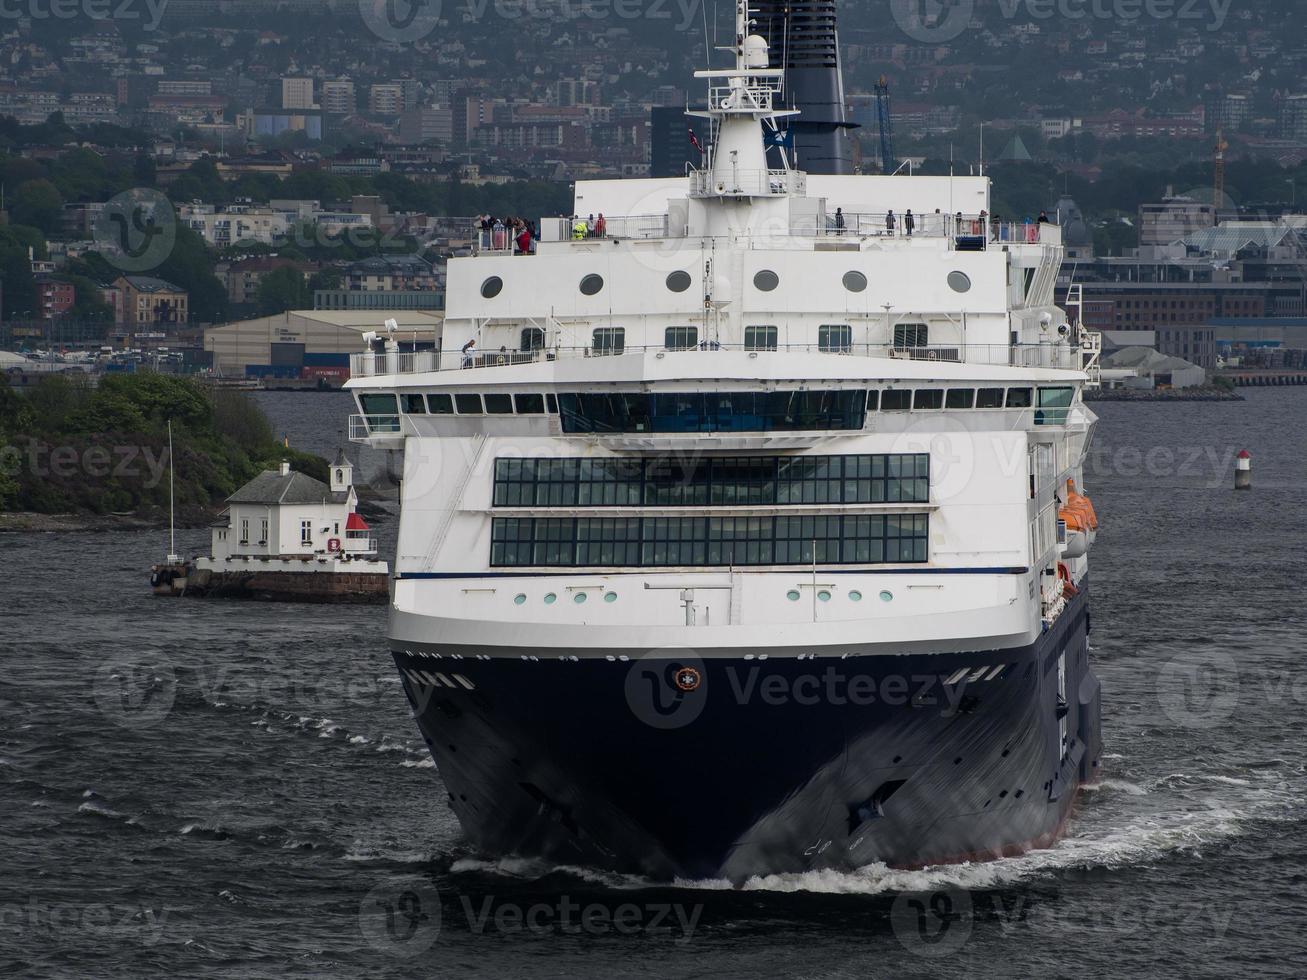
[{"x1": 1059, "y1": 479, "x2": 1099, "y2": 533}]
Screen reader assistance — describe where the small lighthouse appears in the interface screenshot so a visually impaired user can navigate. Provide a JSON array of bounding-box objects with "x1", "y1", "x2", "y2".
[{"x1": 1235, "y1": 450, "x2": 1252, "y2": 490}]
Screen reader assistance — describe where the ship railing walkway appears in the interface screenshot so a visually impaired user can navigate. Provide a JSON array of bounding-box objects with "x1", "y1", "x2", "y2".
[
  {"x1": 350, "y1": 341, "x2": 1085, "y2": 379},
  {"x1": 513, "y1": 215, "x2": 1061, "y2": 251}
]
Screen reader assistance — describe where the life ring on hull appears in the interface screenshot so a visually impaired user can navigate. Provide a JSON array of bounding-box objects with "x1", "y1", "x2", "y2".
[{"x1": 1057, "y1": 561, "x2": 1078, "y2": 598}]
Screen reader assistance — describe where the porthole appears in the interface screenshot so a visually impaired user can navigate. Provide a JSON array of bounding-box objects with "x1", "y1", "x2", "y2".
[
  {"x1": 665, "y1": 270, "x2": 691, "y2": 292},
  {"x1": 947, "y1": 271, "x2": 972, "y2": 293},
  {"x1": 579, "y1": 274, "x2": 604, "y2": 296},
  {"x1": 817, "y1": 590, "x2": 832, "y2": 602},
  {"x1": 513, "y1": 594, "x2": 527, "y2": 605},
  {"x1": 480, "y1": 276, "x2": 503, "y2": 299},
  {"x1": 574, "y1": 592, "x2": 588, "y2": 604},
  {"x1": 753, "y1": 270, "x2": 779, "y2": 291},
  {"x1": 842, "y1": 271, "x2": 868, "y2": 293},
  {"x1": 879, "y1": 590, "x2": 894, "y2": 602},
  {"x1": 543, "y1": 593, "x2": 557, "y2": 605},
  {"x1": 849, "y1": 590, "x2": 863, "y2": 602},
  {"x1": 786, "y1": 590, "x2": 801, "y2": 602},
  {"x1": 603, "y1": 592, "x2": 618, "y2": 603}
]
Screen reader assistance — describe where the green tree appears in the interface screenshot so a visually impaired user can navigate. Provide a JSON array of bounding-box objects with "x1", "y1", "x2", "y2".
[
  {"x1": 11, "y1": 179, "x2": 64, "y2": 236},
  {"x1": 59, "y1": 274, "x2": 115, "y2": 325},
  {"x1": 255, "y1": 266, "x2": 311, "y2": 315},
  {"x1": 154, "y1": 225, "x2": 229, "y2": 324}
]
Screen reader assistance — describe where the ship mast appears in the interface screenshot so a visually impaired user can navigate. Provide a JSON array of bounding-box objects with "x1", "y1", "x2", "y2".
[{"x1": 689, "y1": 0, "x2": 799, "y2": 204}]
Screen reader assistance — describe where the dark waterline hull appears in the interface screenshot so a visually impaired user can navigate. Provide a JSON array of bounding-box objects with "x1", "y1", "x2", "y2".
[{"x1": 392, "y1": 589, "x2": 1100, "y2": 881}]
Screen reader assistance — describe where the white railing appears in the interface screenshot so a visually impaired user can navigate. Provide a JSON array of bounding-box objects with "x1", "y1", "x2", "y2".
[
  {"x1": 348, "y1": 414, "x2": 402, "y2": 441},
  {"x1": 817, "y1": 213, "x2": 1062, "y2": 246},
  {"x1": 349, "y1": 342, "x2": 1085, "y2": 379},
  {"x1": 351, "y1": 351, "x2": 441, "y2": 376},
  {"x1": 483, "y1": 211, "x2": 1059, "y2": 248},
  {"x1": 541, "y1": 214, "x2": 671, "y2": 242},
  {"x1": 688, "y1": 169, "x2": 806, "y2": 198}
]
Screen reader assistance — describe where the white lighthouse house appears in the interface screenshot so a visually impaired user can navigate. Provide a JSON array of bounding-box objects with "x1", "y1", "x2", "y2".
[{"x1": 198, "y1": 451, "x2": 386, "y2": 575}]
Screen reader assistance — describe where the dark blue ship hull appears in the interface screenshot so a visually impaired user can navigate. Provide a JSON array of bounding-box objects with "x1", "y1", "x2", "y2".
[{"x1": 392, "y1": 589, "x2": 1100, "y2": 881}]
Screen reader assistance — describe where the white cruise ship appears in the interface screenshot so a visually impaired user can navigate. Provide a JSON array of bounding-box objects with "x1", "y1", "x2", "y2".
[{"x1": 346, "y1": 4, "x2": 1104, "y2": 881}]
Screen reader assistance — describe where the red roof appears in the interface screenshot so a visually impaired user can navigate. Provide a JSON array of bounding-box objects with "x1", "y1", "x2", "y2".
[{"x1": 346, "y1": 513, "x2": 369, "y2": 531}]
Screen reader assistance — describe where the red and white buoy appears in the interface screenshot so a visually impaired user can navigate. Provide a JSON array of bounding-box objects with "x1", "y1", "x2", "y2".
[{"x1": 1235, "y1": 449, "x2": 1252, "y2": 490}]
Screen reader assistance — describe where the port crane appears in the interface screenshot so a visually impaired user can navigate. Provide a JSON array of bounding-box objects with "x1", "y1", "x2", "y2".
[{"x1": 874, "y1": 75, "x2": 896, "y2": 174}]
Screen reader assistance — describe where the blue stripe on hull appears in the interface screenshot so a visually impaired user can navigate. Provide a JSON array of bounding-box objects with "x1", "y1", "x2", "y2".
[{"x1": 392, "y1": 587, "x2": 1101, "y2": 881}]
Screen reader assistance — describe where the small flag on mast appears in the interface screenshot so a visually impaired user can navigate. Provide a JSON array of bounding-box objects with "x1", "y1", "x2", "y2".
[{"x1": 688, "y1": 128, "x2": 703, "y2": 152}]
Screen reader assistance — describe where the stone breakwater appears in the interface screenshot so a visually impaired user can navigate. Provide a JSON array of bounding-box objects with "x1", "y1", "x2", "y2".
[{"x1": 1085, "y1": 385, "x2": 1243, "y2": 403}]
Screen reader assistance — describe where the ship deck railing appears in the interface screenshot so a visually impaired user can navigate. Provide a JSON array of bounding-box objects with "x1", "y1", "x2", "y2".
[
  {"x1": 349, "y1": 342, "x2": 1086, "y2": 379},
  {"x1": 515, "y1": 215, "x2": 1061, "y2": 250},
  {"x1": 687, "y1": 169, "x2": 807, "y2": 198}
]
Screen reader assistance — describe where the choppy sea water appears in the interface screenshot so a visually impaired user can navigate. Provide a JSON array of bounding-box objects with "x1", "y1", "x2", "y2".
[{"x1": 2, "y1": 388, "x2": 1305, "y2": 978}]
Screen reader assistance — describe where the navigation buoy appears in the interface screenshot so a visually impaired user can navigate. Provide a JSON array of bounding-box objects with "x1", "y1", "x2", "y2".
[{"x1": 1235, "y1": 449, "x2": 1252, "y2": 490}]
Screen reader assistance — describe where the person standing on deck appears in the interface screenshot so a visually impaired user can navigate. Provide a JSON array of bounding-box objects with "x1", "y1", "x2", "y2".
[
  {"x1": 886, "y1": 210, "x2": 896, "y2": 236},
  {"x1": 904, "y1": 210, "x2": 915, "y2": 237}
]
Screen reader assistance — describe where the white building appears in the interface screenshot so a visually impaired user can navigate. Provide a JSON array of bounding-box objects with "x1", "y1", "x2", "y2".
[
  {"x1": 282, "y1": 77, "x2": 317, "y2": 110},
  {"x1": 321, "y1": 79, "x2": 356, "y2": 115},
  {"x1": 201, "y1": 456, "x2": 385, "y2": 574}
]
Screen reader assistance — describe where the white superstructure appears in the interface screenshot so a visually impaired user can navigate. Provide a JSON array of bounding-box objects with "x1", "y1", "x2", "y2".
[
  {"x1": 346, "y1": 3, "x2": 1103, "y2": 881},
  {"x1": 347, "y1": 1, "x2": 1097, "y2": 661}
]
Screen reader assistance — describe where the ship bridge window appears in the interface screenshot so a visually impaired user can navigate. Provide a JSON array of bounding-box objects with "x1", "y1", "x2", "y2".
[
  {"x1": 579, "y1": 274, "x2": 605, "y2": 296},
  {"x1": 1036, "y1": 386, "x2": 1075, "y2": 425},
  {"x1": 880, "y1": 390, "x2": 911, "y2": 411},
  {"x1": 489, "y1": 514, "x2": 929, "y2": 568},
  {"x1": 976, "y1": 387, "x2": 1005, "y2": 409},
  {"x1": 359, "y1": 393, "x2": 398, "y2": 416},
  {"x1": 401, "y1": 393, "x2": 426, "y2": 414},
  {"x1": 484, "y1": 393, "x2": 514, "y2": 414},
  {"x1": 745, "y1": 325, "x2": 778, "y2": 351},
  {"x1": 865, "y1": 390, "x2": 879, "y2": 411},
  {"x1": 819, "y1": 324, "x2": 853, "y2": 353},
  {"x1": 946, "y1": 388, "x2": 975, "y2": 409},
  {"x1": 592, "y1": 327, "x2": 625, "y2": 355},
  {"x1": 913, "y1": 389, "x2": 944, "y2": 410},
  {"x1": 666, "y1": 270, "x2": 692, "y2": 293},
  {"x1": 427, "y1": 393, "x2": 454, "y2": 414},
  {"x1": 514, "y1": 393, "x2": 545, "y2": 414},
  {"x1": 665, "y1": 326, "x2": 698, "y2": 350},
  {"x1": 493, "y1": 453, "x2": 928, "y2": 508},
  {"x1": 753, "y1": 270, "x2": 779, "y2": 291},
  {"x1": 843, "y1": 271, "x2": 868, "y2": 293},
  {"x1": 480, "y1": 276, "x2": 503, "y2": 299},
  {"x1": 521, "y1": 327, "x2": 545, "y2": 351},
  {"x1": 893, "y1": 323, "x2": 928, "y2": 350},
  {"x1": 454, "y1": 393, "x2": 483, "y2": 414},
  {"x1": 559, "y1": 390, "x2": 866, "y2": 434},
  {"x1": 1006, "y1": 387, "x2": 1034, "y2": 408}
]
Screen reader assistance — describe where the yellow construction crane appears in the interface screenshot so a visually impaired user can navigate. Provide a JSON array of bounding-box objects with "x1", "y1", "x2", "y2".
[{"x1": 1213, "y1": 129, "x2": 1228, "y2": 204}]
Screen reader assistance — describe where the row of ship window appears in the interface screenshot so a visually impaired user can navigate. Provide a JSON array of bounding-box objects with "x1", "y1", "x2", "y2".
[
  {"x1": 585, "y1": 324, "x2": 927, "y2": 353},
  {"x1": 492, "y1": 454, "x2": 930, "y2": 507},
  {"x1": 489, "y1": 515, "x2": 930, "y2": 568},
  {"x1": 359, "y1": 386, "x2": 1074, "y2": 432},
  {"x1": 480, "y1": 271, "x2": 970, "y2": 300}
]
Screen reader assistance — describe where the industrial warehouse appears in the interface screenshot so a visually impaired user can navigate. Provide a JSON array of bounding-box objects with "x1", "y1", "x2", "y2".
[{"x1": 203, "y1": 310, "x2": 443, "y2": 383}]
